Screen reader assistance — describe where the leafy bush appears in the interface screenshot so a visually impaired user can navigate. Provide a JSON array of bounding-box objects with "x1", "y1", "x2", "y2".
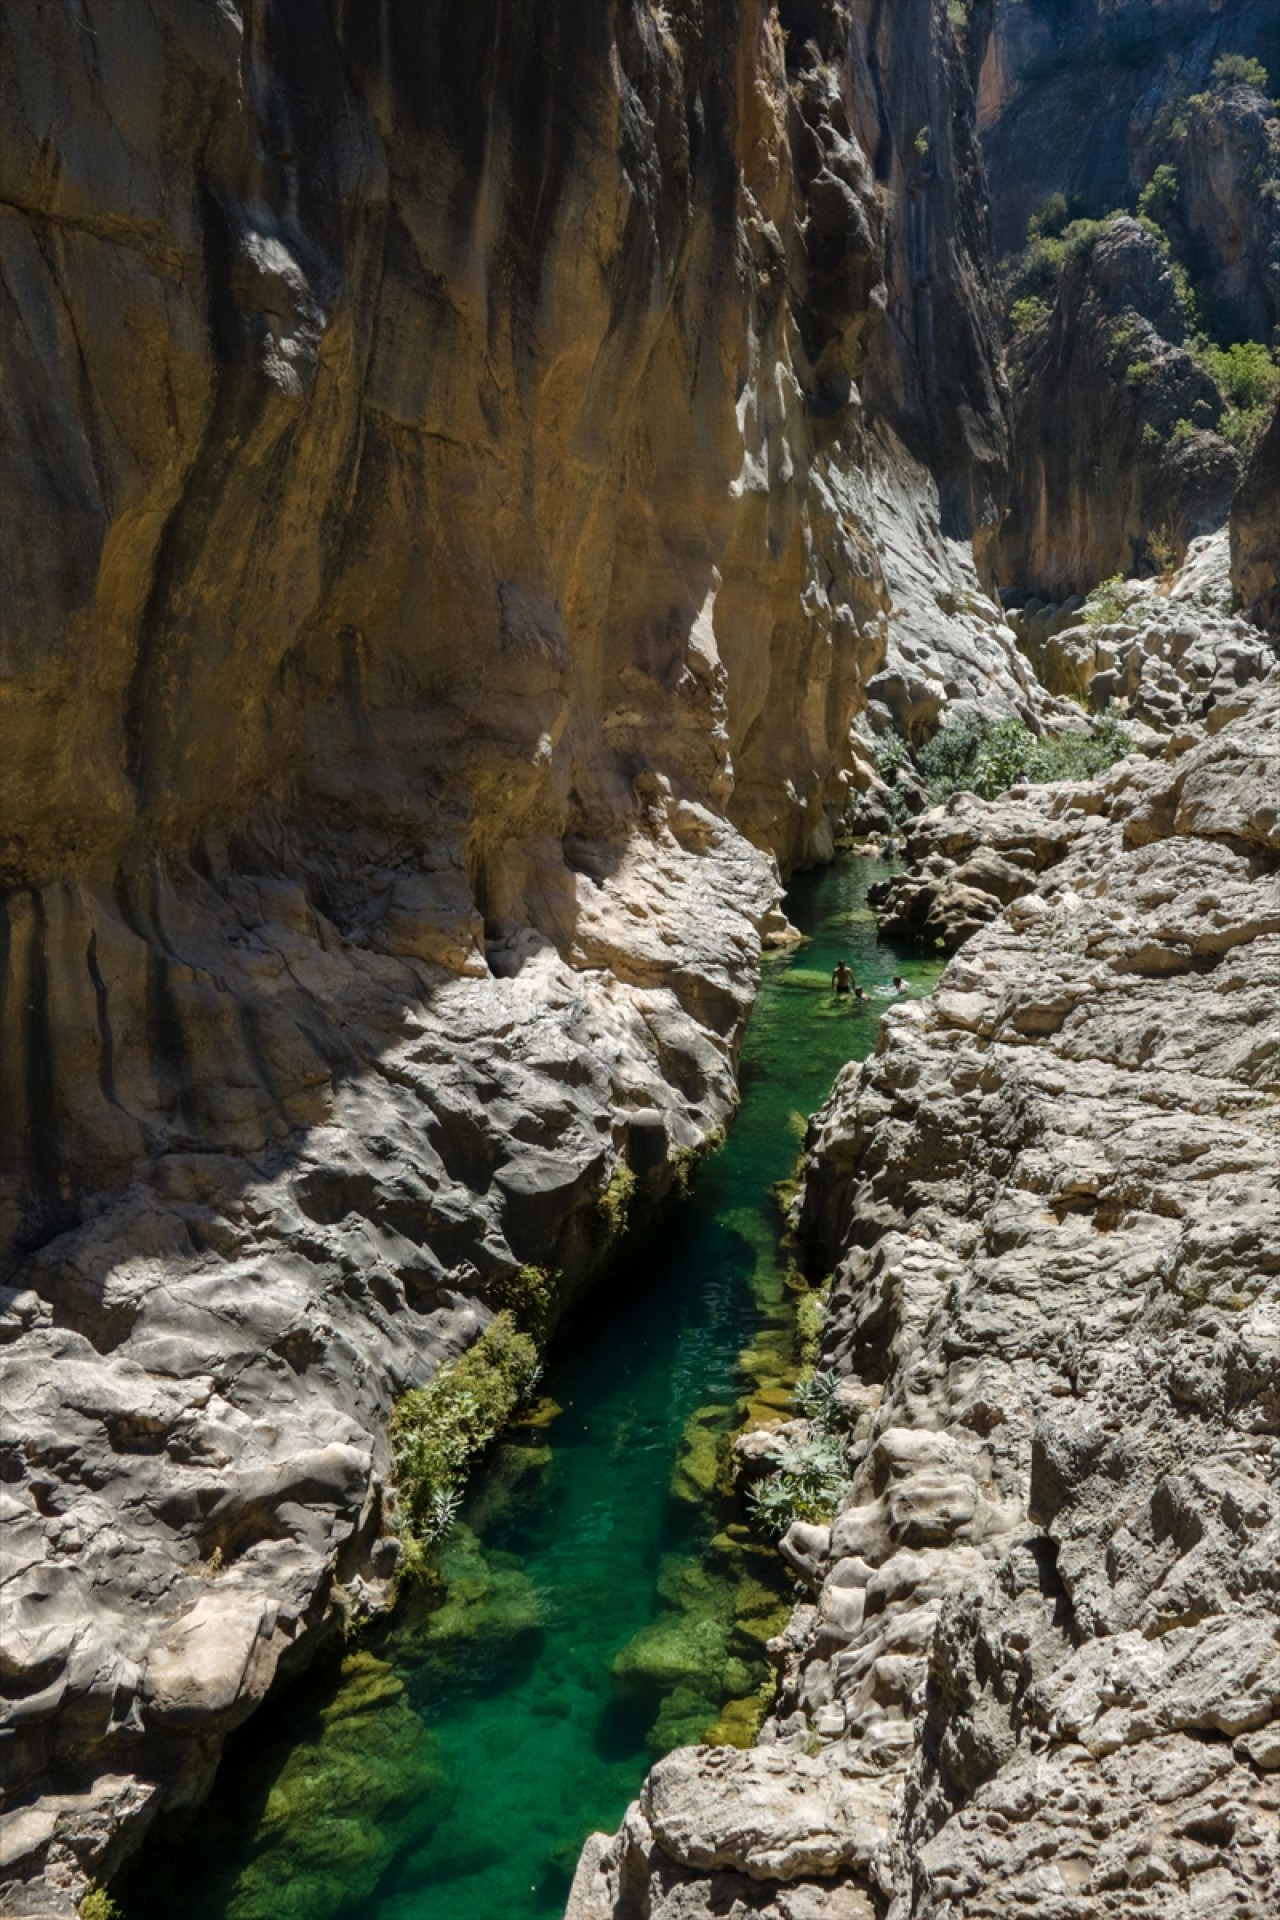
[
  {"x1": 1028, "y1": 193, "x2": 1071, "y2": 241},
  {"x1": 1148, "y1": 525, "x2": 1177, "y2": 575},
  {"x1": 1195, "y1": 339, "x2": 1280, "y2": 452},
  {"x1": 1170, "y1": 416, "x2": 1197, "y2": 446},
  {"x1": 1017, "y1": 216, "x2": 1110, "y2": 296},
  {"x1": 746, "y1": 1432, "x2": 848, "y2": 1540},
  {"x1": 918, "y1": 713, "x2": 1134, "y2": 802},
  {"x1": 393, "y1": 1312, "x2": 541, "y2": 1562},
  {"x1": 872, "y1": 730, "x2": 911, "y2": 777},
  {"x1": 1009, "y1": 295, "x2": 1051, "y2": 339},
  {"x1": 793, "y1": 1369, "x2": 842, "y2": 1430},
  {"x1": 794, "y1": 1288, "x2": 827, "y2": 1370},
  {"x1": 1200, "y1": 339, "x2": 1280, "y2": 411},
  {"x1": 916, "y1": 716, "x2": 987, "y2": 795},
  {"x1": 1082, "y1": 575, "x2": 1132, "y2": 625},
  {"x1": 1138, "y1": 162, "x2": 1180, "y2": 226},
  {"x1": 1212, "y1": 53, "x2": 1269, "y2": 93},
  {"x1": 492, "y1": 1263, "x2": 556, "y2": 1336},
  {"x1": 80, "y1": 1896, "x2": 121, "y2": 1920},
  {"x1": 598, "y1": 1160, "x2": 638, "y2": 1234}
]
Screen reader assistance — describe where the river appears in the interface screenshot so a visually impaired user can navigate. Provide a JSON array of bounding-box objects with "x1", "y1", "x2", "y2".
[{"x1": 116, "y1": 854, "x2": 940, "y2": 1920}]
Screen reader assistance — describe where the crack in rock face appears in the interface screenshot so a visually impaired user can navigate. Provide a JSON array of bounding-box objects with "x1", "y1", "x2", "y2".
[{"x1": 571, "y1": 677, "x2": 1280, "y2": 1917}]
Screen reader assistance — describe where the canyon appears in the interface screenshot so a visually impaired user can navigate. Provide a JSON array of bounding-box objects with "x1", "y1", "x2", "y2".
[{"x1": 1, "y1": 2, "x2": 1277, "y2": 1917}]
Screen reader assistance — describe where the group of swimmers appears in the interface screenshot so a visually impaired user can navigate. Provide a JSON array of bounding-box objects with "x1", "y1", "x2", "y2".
[{"x1": 830, "y1": 961, "x2": 909, "y2": 1002}]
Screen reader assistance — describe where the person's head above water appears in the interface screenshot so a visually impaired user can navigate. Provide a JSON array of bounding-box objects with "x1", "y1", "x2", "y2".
[{"x1": 892, "y1": 976, "x2": 906, "y2": 991}]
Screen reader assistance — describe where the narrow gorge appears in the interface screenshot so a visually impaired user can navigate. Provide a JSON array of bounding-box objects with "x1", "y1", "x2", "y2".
[{"x1": 0, "y1": 4, "x2": 1277, "y2": 1919}]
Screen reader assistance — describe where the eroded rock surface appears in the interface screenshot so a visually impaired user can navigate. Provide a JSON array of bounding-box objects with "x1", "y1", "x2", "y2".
[
  {"x1": 0, "y1": 0, "x2": 1039, "y2": 1910},
  {"x1": 876, "y1": 538, "x2": 1280, "y2": 952},
  {"x1": 571, "y1": 672, "x2": 1280, "y2": 1918}
]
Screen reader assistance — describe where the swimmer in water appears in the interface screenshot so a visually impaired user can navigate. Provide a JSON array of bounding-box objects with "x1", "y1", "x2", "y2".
[
  {"x1": 831, "y1": 960, "x2": 853, "y2": 996},
  {"x1": 892, "y1": 976, "x2": 908, "y2": 993}
]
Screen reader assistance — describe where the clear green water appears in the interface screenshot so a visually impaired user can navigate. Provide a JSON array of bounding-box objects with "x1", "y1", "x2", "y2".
[{"x1": 116, "y1": 856, "x2": 938, "y2": 1920}]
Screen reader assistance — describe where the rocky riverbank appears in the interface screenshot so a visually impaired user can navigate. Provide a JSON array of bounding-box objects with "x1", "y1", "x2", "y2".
[
  {"x1": 568, "y1": 671, "x2": 1280, "y2": 1917},
  {"x1": 3, "y1": 2, "x2": 1278, "y2": 1915},
  {"x1": 0, "y1": 1, "x2": 1037, "y2": 1910}
]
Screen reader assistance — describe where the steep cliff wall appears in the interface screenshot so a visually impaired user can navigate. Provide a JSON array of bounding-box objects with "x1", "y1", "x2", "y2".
[
  {"x1": 979, "y1": 1, "x2": 1279, "y2": 600},
  {"x1": 997, "y1": 216, "x2": 1241, "y2": 595},
  {"x1": 1232, "y1": 401, "x2": 1280, "y2": 632},
  {"x1": 978, "y1": 0, "x2": 1280, "y2": 263},
  {"x1": 0, "y1": 2, "x2": 1020, "y2": 1910}
]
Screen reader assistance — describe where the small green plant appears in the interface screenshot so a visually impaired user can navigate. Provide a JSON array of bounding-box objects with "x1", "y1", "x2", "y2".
[
  {"x1": 1140, "y1": 421, "x2": 1162, "y2": 451},
  {"x1": 493, "y1": 1263, "x2": 556, "y2": 1336},
  {"x1": 1008, "y1": 212, "x2": 1112, "y2": 302},
  {"x1": 393, "y1": 1312, "x2": 541, "y2": 1565},
  {"x1": 1170, "y1": 416, "x2": 1197, "y2": 447},
  {"x1": 917, "y1": 715, "x2": 986, "y2": 796},
  {"x1": 1212, "y1": 53, "x2": 1269, "y2": 93},
  {"x1": 872, "y1": 730, "x2": 910, "y2": 777},
  {"x1": 746, "y1": 1432, "x2": 847, "y2": 1540},
  {"x1": 1028, "y1": 193, "x2": 1071, "y2": 242},
  {"x1": 1009, "y1": 295, "x2": 1051, "y2": 339},
  {"x1": 794, "y1": 1290, "x2": 826, "y2": 1371},
  {"x1": 914, "y1": 125, "x2": 931, "y2": 157},
  {"x1": 793, "y1": 1369, "x2": 842, "y2": 1429},
  {"x1": 1194, "y1": 338, "x2": 1280, "y2": 452},
  {"x1": 671, "y1": 1144, "x2": 700, "y2": 1197},
  {"x1": 1125, "y1": 357, "x2": 1154, "y2": 390},
  {"x1": 598, "y1": 1160, "x2": 638, "y2": 1234},
  {"x1": 1083, "y1": 575, "x2": 1132, "y2": 626},
  {"x1": 81, "y1": 1893, "x2": 121, "y2": 1920},
  {"x1": 1138, "y1": 162, "x2": 1180, "y2": 226},
  {"x1": 1148, "y1": 524, "x2": 1178, "y2": 575}
]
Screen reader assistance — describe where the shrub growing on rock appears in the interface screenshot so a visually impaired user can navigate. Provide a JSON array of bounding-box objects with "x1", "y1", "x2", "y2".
[
  {"x1": 493, "y1": 1262, "x2": 556, "y2": 1336},
  {"x1": 1211, "y1": 53, "x2": 1269, "y2": 94},
  {"x1": 745, "y1": 1432, "x2": 847, "y2": 1540},
  {"x1": 393, "y1": 1312, "x2": 541, "y2": 1569},
  {"x1": 80, "y1": 1893, "x2": 121, "y2": 1920},
  {"x1": 917, "y1": 712, "x2": 1133, "y2": 802},
  {"x1": 598, "y1": 1160, "x2": 638, "y2": 1234},
  {"x1": 1194, "y1": 340, "x2": 1280, "y2": 451},
  {"x1": 1082, "y1": 574, "x2": 1132, "y2": 625},
  {"x1": 1138, "y1": 162, "x2": 1180, "y2": 227}
]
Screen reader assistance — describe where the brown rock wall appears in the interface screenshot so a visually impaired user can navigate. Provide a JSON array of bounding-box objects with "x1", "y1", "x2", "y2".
[{"x1": 0, "y1": 3, "x2": 1017, "y2": 1908}]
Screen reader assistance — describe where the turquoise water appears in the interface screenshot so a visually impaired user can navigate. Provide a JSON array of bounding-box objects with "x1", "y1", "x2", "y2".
[{"x1": 116, "y1": 856, "x2": 938, "y2": 1920}]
